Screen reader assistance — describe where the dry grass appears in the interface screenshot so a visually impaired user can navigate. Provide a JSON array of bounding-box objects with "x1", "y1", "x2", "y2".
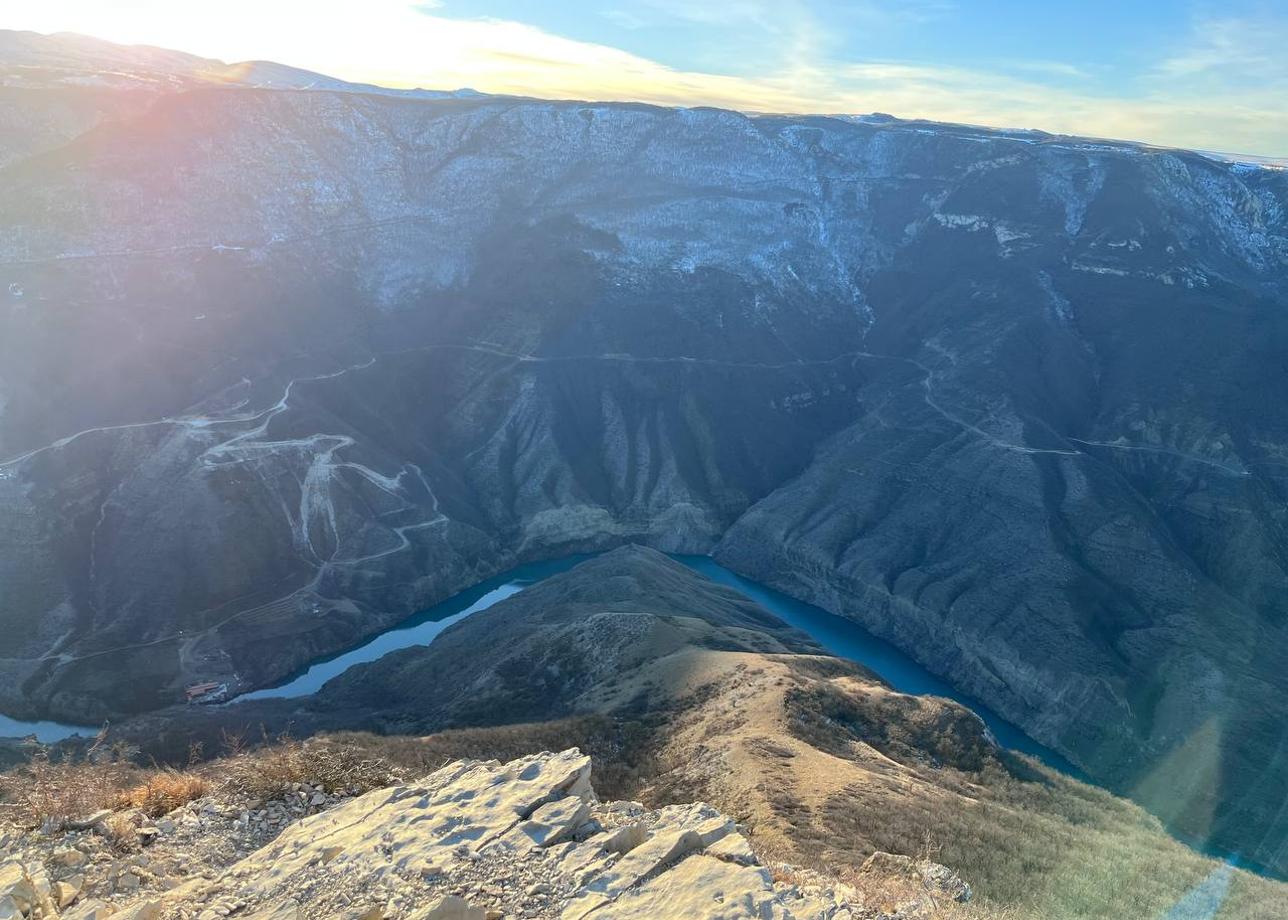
[
  {"x1": 0, "y1": 745, "x2": 144, "y2": 828},
  {"x1": 3, "y1": 703, "x2": 1283, "y2": 920},
  {"x1": 772, "y1": 680, "x2": 1288, "y2": 920},
  {"x1": 222, "y1": 735, "x2": 403, "y2": 799},
  {"x1": 796, "y1": 769, "x2": 1288, "y2": 920},
  {"x1": 769, "y1": 847, "x2": 1023, "y2": 920},
  {"x1": 119, "y1": 769, "x2": 211, "y2": 817},
  {"x1": 837, "y1": 869, "x2": 1013, "y2": 920},
  {"x1": 316, "y1": 715, "x2": 664, "y2": 802},
  {"x1": 0, "y1": 734, "x2": 209, "y2": 828}
]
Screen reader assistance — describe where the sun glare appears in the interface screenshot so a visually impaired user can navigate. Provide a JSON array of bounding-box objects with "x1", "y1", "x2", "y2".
[{"x1": 5, "y1": 1, "x2": 1286, "y2": 163}]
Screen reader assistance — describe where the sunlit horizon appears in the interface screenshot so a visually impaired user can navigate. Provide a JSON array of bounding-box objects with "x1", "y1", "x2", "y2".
[{"x1": 4, "y1": 0, "x2": 1287, "y2": 158}]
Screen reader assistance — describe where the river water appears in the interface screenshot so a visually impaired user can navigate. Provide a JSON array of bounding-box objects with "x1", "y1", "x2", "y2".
[
  {"x1": 0, "y1": 552, "x2": 1077, "y2": 775},
  {"x1": 673, "y1": 556, "x2": 1082, "y2": 774}
]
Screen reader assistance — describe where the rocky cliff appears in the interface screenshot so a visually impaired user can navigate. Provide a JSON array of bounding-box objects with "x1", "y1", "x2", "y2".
[
  {"x1": 1, "y1": 31, "x2": 1286, "y2": 875},
  {"x1": 0, "y1": 748, "x2": 973, "y2": 920}
]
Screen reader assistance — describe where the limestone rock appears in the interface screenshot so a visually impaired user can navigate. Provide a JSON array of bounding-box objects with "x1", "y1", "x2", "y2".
[
  {"x1": 52, "y1": 847, "x2": 89, "y2": 868},
  {"x1": 497, "y1": 796, "x2": 591, "y2": 850},
  {"x1": 0, "y1": 861, "x2": 51, "y2": 915},
  {"x1": 567, "y1": 828, "x2": 707, "y2": 911},
  {"x1": 62, "y1": 901, "x2": 115, "y2": 920},
  {"x1": 585, "y1": 855, "x2": 788, "y2": 920},
  {"x1": 227, "y1": 748, "x2": 593, "y2": 903},
  {"x1": 706, "y1": 834, "x2": 756, "y2": 865},
  {"x1": 412, "y1": 896, "x2": 484, "y2": 919},
  {"x1": 858, "y1": 852, "x2": 972, "y2": 903},
  {"x1": 67, "y1": 811, "x2": 114, "y2": 831},
  {"x1": 115, "y1": 901, "x2": 163, "y2": 920},
  {"x1": 0, "y1": 865, "x2": 22, "y2": 900},
  {"x1": 599, "y1": 822, "x2": 647, "y2": 855},
  {"x1": 918, "y1": 860, "x2": 972, "y2": 903},
  {"x1": 54, "y1": 875, "x2": 84, "y2": 908},
  {"x1": 243, "y1": 900, "x2": 301, "y2": 920},
  {"x1": 69, "y1": 750, "x2": 941, "y2": 920}
]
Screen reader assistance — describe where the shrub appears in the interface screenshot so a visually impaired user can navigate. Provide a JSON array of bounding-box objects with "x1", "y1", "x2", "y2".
[
  {"x1": 223, "y1": 737, "x2": 402, "y2": 799},
  {"x1": 0, "y1": 747, "x2": 141, "y2": 828},
  {"x1": 120, "y1": 769, "x2": 211, "y2": 817}
]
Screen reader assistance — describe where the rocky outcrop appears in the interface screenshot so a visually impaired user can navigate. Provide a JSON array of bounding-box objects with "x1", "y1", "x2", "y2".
[
  {"x1": 170, "y1": 748, "x2": 965, "y2": 920},
  {"x1": 0, "y1": 861, "x2": 53, "y2": 918},
  {"x1": 2, "y1": 750, "x2": 971, "y2": 920},
  {"x1": 855, "y1": 854, "x2": 971, "y2": 906}
]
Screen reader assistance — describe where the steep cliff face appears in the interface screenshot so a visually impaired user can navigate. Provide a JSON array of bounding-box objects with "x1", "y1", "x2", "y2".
[{"x1": 1, "y1": 36, "x2": 1287, "y2": 872}]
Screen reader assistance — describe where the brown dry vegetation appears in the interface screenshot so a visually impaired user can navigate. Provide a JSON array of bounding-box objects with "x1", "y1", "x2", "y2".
[
  {"x1": 219, "y1": 659, "x2": 1286, "y2": 920},
  {"x1": 773, "y1": 680, "x2": 1266, "y2": 917},
  {"x1": 2, "y1": 660, "x2": 1284, "y2": 920},
  {"x1": 119, "y1": 769, "x2": 212, "y2": 818},
  {"x1": 318, "y1": 715, "x2": 665, "y2": 802},
  {"x1": 768, "y1": 661, "x2": 1288, "y2": 920},
  {"x1": 0, "y1": 743, "x2": 146, "y2": 828},
  {"x1": 557, "y1": 646, "x2": 1288, "y2": 920},
  {"x1": 220, "y1": 734, "x2": 403, "y2": 799},
  {"x1": 0, "y1": 732, "x2": 399, "y2": 829}
]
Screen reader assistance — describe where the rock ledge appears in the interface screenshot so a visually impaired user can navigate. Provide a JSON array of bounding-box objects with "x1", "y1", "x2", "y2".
[{"x1": 4, "y1": 750, "x2": 971, "y2": 919}]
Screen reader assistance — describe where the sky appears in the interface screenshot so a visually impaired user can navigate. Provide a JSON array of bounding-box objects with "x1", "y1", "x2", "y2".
[{"x1": 5, "y1": 0, "x2": 1287, "y2": 157}]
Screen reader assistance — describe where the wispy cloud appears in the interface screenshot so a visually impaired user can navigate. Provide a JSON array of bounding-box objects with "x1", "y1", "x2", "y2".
[
  {"x1": 625, "y1": 0, "x2": 783, "y2": 29},
  {"x1": 1155, "y1": 13, "x2": 1288, "y2": 85},
  {"x1": 381, "y1": 9, "x2": 1286, "y2": 156},
  {"x1": 404, "y1": 2, "x2": 1286, "y2": 155},
  {"x1": 599, "y1": 9, "x2": 648, "y2": 31},
  {"x1": 997, "y1": 60, "x2": 1093, "y2": 81},
  {"x1": 6, "y1": 0, "x2": 1286, "y2": 157}
]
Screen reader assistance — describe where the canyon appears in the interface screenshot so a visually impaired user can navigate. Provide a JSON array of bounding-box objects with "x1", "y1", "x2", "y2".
[{"x1": 1, "y1": 30, "x2": 1286, "y2": 879}]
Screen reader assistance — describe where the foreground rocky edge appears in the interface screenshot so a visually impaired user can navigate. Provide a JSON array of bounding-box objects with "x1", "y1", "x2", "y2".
[{"x1": 1, "y1": 749, "x2": 969, "y2": 920}]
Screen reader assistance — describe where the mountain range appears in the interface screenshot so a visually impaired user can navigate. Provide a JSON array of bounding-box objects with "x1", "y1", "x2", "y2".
[{"x1": 0, "y1": 30, "x2": 1286, "y2": 877}]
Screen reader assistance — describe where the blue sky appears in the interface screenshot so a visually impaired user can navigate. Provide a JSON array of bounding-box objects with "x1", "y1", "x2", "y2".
[
  {"x1": 449, "y1": 0, "x2": 1193, "y2": 86},
  {"x1": 9, "y1": 0, "x2": 1288, "y2": 156},
  {"x1": 441, "y1": 0, "x2": 1284, "y2": 105}
]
